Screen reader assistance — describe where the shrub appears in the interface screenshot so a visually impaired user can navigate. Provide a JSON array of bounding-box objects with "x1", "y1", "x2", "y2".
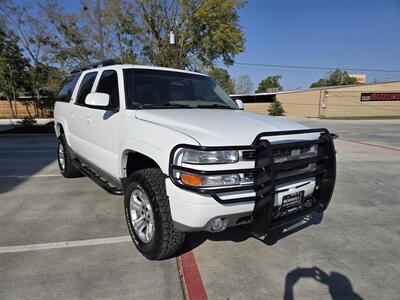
[
  {"x1": 17, "y1": 116, "x2": 37, "y2": 126},
  {"x1": 268, "y1": 99, "x2": 285, "y2": 116}
]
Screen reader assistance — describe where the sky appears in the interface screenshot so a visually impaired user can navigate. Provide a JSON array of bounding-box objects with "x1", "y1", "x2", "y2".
[{"x1": 57, "y1": 0, "x2": 400, "y2": 91}]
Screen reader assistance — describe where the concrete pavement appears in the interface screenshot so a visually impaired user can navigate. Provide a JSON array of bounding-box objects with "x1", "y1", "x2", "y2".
[
  {"x1": 0, "y1": 134, "x2": 183, "y2": 300},
  {"x1": 188, "y1": 118, "x2": 400, "y2": 300},
  {"x1": 0, "y1": 118, "x2": 399, "y2": 299}
]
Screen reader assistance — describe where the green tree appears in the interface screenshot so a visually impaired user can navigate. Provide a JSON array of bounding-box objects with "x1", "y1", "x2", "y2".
[
  {"x1": 0, "y1": 1, "x2": 56, "y2": 117},
  {"x1": 113, "y1": 0, "x2": 245, "y2": 69},
  {"x1": 25, "y1": 64, "x2": 64, "y2": 117},
  {"x1": 0, "y1": 26, "x2": 30, "y2": 118},
  {"x1": 43, "y1": 0, "x2": 245, "y2": 70},
  {"x1": 268, "y1": 96, "x2": 285, "y2": 116},
  {"x1": 208, "y1": 67, "x2": 235, "y2": 94},
  {"x1": 44, "y1": 1, "x2": 99, "y2": 67},
  {"x1": 310, "y1": 69, "x2": 358, "y2": 88},
  {"x1": 256, "y1": 75, "x2": 283, "y2": 93},
  {"x1": 235, "y1": 75, "x2": 253, "y2": 94}
]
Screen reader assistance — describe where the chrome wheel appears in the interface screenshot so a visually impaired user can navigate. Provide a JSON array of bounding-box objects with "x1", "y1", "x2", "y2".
[
  {"x1": 58, "y1": 142, "x2": 65, "y2": 171},
  {"x1": 130, "y1": 186, "x2": 154, "y2": 244}
]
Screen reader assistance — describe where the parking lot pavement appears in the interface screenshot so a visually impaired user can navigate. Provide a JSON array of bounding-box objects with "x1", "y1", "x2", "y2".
[
  {"x1": 294, "y1": 118, "x2": 400, "y2": 148},
  {"x1": 0, "y1": 135, "x2": 183, "y2": 300},
  {"x1": 187, "y1": 118, "x2": 400, "y2": 300},
  {"x1": 1, "y1": 119, "x2": 399, "y2": 300}
]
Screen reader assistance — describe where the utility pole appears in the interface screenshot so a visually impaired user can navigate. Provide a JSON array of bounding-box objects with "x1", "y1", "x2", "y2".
[{"x1": 96, "y1": 0, "x2": 105, "y2": 60}]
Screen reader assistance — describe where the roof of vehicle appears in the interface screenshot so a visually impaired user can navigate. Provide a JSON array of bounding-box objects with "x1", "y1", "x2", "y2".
[{"x1": 71, "y1": 59, "x2": 207, "y2": 77}]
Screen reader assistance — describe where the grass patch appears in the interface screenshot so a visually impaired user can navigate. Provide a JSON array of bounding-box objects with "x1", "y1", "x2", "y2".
[{"x1": 324, "y1": 116, "x2": 400, "y2": 120}]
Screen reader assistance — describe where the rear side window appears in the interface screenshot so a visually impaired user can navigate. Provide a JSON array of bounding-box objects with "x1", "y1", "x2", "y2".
[
  {"x1": 96, "y1": 70, "x2": 119, "y2": 109},
  {"x1": 57, "y1": 74, "x2": 80, "y2": 102},
  {"x1": 76, "y1": 72, "x2": 97, "y2": 105}
]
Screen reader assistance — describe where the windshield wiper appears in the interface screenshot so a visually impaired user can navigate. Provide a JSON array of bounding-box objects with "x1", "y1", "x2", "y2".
[
  {"x1": 196, "y1": 104, "x2": 236, "y2": 109},
  {"x1": 132, "y1": 103, "x2": 192, "y2": 109}
]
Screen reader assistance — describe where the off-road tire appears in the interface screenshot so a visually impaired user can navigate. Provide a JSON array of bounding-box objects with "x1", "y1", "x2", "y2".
[
  {"x1": 57, "y1": 136, "x2": 82, "y2": 178},
  {"x1": 124, "y1": 168, "x2": 186, "y2": 260}
]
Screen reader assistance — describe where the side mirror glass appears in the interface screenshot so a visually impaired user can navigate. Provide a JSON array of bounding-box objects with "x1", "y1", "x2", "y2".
[
  {"x1": 235, "y1": 99, "x2": 244, "y2": 110},
  {"x1": 85, "y1": 92, "x2": 110, "y2": 107}
]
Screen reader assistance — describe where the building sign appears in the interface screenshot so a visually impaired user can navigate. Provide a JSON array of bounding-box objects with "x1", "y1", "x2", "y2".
[{"x1": 361, "y1": 93, "x2": 400, "y2": 102}]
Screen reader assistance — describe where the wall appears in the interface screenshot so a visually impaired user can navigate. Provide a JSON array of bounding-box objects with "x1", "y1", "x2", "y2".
[
  {"x1": 276, "y1": 90, "x2": 321, "y2": 117},
  {"x1": 323, "y1": 82, "x2": 400, "y2": 117},
  {"x1": 244, "y1": 103, "x2": 271, "y2": 115},
  {"x1": 269, "y1": 82, "x2": 400, "y2": 118},
  {"x1": 0, "y1": 100, "x2": 37, "y2": 118}
]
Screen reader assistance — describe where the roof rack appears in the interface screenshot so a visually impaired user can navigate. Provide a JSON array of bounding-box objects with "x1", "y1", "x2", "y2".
[{"x1": 71, "y1": 59, "x2": 117, "y2": 74}]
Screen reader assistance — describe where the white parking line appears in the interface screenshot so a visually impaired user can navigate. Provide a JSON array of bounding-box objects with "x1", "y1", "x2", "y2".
[
  {"x1": 0, "y1": 236, "x2": 132, "y2": 254},
  {"x1": 0, "y1": 174, "x2": 61, "y2": 178}
]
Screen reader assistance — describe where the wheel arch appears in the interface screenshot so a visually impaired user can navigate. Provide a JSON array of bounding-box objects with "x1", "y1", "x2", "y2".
[
  {"x1": 55, "y1": 122, "x2": 64, "y2": 137},
  {"x1": 54, "y1": 119, "x2": 72, "y2": 146},
  {"x1": 121, "y1": 150, "x2": 163, "y2": 179}
]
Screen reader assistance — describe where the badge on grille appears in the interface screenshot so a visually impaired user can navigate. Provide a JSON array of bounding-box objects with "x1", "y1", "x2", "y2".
[{"x1": 291, "y1": 149, "x2": 301, "y2": 157}]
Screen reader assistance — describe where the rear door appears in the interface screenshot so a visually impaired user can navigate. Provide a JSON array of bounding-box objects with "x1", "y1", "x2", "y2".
[
  {"x1": 68, "y1": 71, "x2": 98, "y2": 158},
  {"x1": 82, "y1": 69, "x2": 123, "y2": 179}
]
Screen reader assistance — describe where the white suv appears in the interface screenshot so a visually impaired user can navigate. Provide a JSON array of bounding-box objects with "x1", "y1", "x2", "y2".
[{"x1": 54, "y1": 60, "x2": 336, "y2": 260}]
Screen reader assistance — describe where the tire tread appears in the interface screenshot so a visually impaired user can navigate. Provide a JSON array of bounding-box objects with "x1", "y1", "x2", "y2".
[{"x1": 127, "y1": 168, "x2": 185, "y2": 260}]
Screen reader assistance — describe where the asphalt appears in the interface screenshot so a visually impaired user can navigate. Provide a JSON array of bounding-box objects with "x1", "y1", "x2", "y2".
[
  {"x1": 189, "y1": 118, "x2": 400, "y2": 300},
  {"x1": 0, "y1": 135, "x2": 183, "y2": 300},
  {"x1": 0, "y1": 118, "x2": 399, "y2": 299}
]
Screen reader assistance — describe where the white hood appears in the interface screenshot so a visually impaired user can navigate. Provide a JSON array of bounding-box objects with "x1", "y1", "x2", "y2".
[{"x1": 135, "y1": 109, "x2": 316, "y2": 146}]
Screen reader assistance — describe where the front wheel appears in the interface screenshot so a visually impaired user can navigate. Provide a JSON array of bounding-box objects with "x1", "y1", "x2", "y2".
[{"x1": 124, "y1": 168, "x2": 185, "y2": 260}]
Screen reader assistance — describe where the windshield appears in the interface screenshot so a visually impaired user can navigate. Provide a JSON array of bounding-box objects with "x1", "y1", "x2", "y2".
[{"x1": 123, "y1": 69, "x2": 238, "y2": 110}]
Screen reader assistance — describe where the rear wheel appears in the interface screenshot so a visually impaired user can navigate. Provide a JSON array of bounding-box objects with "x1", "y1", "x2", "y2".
[
  {"x1": 124, "y1": 168, "x2": 185, "y2": 260},
  {"x1": 57, "y1": 136, "x2": 82, "y2": 178}
]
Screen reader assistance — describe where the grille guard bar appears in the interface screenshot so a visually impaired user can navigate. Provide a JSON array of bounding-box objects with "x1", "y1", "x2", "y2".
[{"x1": 169, "y1": 128, "x2": 336, "y2": 235}]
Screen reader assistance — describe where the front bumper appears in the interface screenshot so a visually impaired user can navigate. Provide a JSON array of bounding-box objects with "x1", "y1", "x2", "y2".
[
  {"x1": 166, "y1": 178, "x2": 255, "y2": 231},
  {"x1": 168, "y1": 128, "x2": 336, "y2": 235}
]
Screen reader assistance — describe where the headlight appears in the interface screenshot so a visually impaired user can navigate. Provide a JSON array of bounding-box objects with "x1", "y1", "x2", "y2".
[
  {"x1": 182, "y1": 149, "x2": 239, "y2": 164},
  {"x1": 180, "y1": 172, "x2": 241, "y2": 187}
]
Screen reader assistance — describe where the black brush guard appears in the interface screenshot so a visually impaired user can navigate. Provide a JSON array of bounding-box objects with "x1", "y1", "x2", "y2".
[{"x1": 169, "y1": 128, "x2": 336, "y2": 236}]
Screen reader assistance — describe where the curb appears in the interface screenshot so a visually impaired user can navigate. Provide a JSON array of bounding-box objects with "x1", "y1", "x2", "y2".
[{"x1": 177, "y1": 251, "x2": 208, "y2": 300}]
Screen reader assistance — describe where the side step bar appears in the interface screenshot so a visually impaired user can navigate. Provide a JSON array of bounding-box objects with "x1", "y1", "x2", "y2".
[{"x1": 72, "y1": 160, "x2": 123, "y2": 196}]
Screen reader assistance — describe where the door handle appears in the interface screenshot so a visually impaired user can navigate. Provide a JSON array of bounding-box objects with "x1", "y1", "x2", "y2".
[
  {"x1": 85, "y1": 117, "x2": 91, "y2": 125},
  {"x1": 70, "y1": 112, "x2": 75, "y2": 119}
]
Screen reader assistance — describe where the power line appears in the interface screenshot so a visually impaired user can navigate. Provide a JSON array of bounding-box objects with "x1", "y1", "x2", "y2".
[{"x1": 221, "y1": 61, "x2": 400, "y2": 73}]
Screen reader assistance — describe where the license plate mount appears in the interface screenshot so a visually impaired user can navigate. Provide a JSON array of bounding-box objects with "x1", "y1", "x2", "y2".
[{"x1": 282, "y1": 191, "x2": 304, "y2": 210}]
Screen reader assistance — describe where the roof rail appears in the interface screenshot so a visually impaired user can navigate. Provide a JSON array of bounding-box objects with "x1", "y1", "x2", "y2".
[{"x1": 71, "y1": 59, "x2": 117, "y2": 74}]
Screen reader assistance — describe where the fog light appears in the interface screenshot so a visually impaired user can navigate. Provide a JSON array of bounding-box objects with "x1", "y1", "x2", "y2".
[{"x1": 211, "y1": 218, "x2": 223, "y2": 231}]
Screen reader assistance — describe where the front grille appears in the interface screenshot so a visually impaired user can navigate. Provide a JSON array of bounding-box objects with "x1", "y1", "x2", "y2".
[
  {"x1": 273, "y1": 145, "x2": 316, "y2": 164},
  {"x1": 242, "y1": 149, "x2": 256, "y2": 160},
  {"x1": 273, "y1": 144, "x2": 318, "y2": 180}
]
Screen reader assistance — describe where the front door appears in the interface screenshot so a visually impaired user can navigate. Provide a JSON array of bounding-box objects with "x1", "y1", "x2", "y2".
[{"x1": 82, "y1": 69, "x2": 123, "y2": 180}]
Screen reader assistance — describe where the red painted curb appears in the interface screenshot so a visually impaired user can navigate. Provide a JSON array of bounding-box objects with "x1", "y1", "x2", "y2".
[
  {"x1": 340, "y1": 138, "x2": 400, "y2": 152},
  {"x1": 177, "y1": 251, "x2": 208, "y2": 300}
]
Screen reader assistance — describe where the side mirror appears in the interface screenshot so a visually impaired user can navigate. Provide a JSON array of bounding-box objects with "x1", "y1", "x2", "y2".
[
  {"x1": 235, "y1": 99, "x2": 244, "y2": 110},
  {"x1": 85, "y1": 92, "x2": 110, "y2": 107}
]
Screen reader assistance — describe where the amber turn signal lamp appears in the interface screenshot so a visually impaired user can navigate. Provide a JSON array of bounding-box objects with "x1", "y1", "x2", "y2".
[{"x1": 181, "y1": 173, "x2": 202, "y2": 186}]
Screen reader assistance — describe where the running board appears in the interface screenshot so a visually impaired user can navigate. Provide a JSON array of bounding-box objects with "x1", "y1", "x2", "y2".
[{"x1": 72, "y1": 160, "x2": 123, "y2": 196}]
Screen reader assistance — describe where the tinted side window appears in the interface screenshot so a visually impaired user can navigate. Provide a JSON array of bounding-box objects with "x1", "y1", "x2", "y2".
[
  {"x1": 57, "y1": 74, "x2": 80, "y2": 102},
  {"x1": 96, "y1": 70, "x2": 119, "y2": 109},
  {"x1": 76, "y1": 72, "x2": 97, "y2": 105}
]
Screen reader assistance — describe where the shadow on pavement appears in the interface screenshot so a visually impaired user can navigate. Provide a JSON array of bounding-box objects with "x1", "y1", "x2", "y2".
[
  {"x1": 283, "y1": 267, "x2": 363, "y2": 300},
  {"x1": 0, "y1": 135, "x2": 57, "y2": 194},
  {"x1": 183, "y1": 212, "x2": 324, "y2": 254}
]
